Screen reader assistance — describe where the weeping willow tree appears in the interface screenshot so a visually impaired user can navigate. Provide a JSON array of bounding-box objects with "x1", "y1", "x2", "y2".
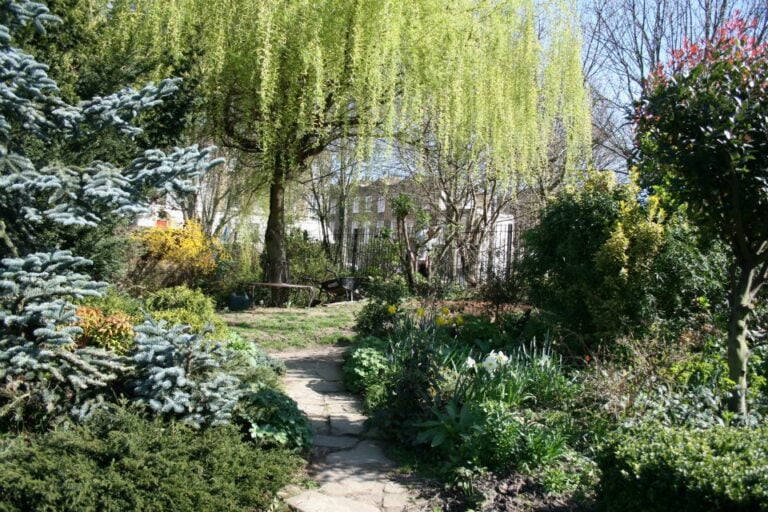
[{"x1": 101, "y1": 0, "x2": 591, "y2": 302}]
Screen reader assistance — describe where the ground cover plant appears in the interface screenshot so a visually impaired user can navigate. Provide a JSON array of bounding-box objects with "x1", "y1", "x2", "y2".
[{"x1": 0, "y1": 406, "x2": 302, "y2": 512}]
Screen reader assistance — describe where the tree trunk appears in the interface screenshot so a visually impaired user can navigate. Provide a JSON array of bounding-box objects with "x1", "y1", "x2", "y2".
[
  {"x1": 334, "y1": 192, "x2": 347, "y2": 266},
  {"x1": 265, "y1": 165, "x2": 289, "y2": 305},
  {"x1": 397, "y1": 217, "x2": 416, "y2": 289},
  {"x1": 727, "y1": 264, "x2": 755, "y2": 414}
]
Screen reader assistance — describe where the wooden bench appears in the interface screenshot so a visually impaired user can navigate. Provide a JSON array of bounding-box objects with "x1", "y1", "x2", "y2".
[{"x1": 247, "y1": 282, "x2": 319, "y2": 308}]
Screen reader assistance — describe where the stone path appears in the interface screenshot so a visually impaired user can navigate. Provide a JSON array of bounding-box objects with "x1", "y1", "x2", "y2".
[{"x1": 275, "y1": 345, "x2": 426, "y2": 512}]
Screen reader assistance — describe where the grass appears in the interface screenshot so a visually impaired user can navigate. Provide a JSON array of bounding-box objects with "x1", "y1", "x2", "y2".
[{"x1": 219, "y1": 302, "x2": 363, "y2": 351}]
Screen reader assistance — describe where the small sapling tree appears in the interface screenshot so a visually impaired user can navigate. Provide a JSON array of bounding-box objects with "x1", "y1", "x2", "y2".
[{"x1": 634, "y1": 19, "x2": 768, "y2": 414}]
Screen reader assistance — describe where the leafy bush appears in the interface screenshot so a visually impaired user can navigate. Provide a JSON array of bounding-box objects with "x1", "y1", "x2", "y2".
[
  {"x1": 521, "y1": 173, "x2": 728, "y2": 351},
  {"x1": 145, "y1": 286, "x2": 227, "y2": 337},
  {"x1": 366, "y1": 275, "x2": 410, "y2": 304},
  {"x1": 0, "y1": 407, "x2": 301, "y2": 512},
  {"x1": 225, "y1": 334, "x2": 286, "y2": 379},
  {"x1": 480, "y1": 269, "x2": 527, "y2": 310},
  {"x1": 234, "y1": 387, "x2": 312, "y2": 452},
  {"x1": 75, "y1": 306, "x2": 135, "y2": 354},
  {"x1": 598, "y1": 424, "x2": 768, "y2": 512},
  {"x1": 343, "y1": 336, "x2": 390, "y2": 394}
]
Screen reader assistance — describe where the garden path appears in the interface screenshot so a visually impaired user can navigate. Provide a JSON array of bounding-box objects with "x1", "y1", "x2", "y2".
[{"x1": 275, "y1": 345, "x2": 427, "y2": 512}]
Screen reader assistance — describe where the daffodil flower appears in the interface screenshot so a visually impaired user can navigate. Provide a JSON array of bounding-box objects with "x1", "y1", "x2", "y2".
[
  {"x1": 387, "y1": 304, "x2": 397, "y2": 314},
  {"x1": 481, "y1": 355, "x2": 498, "y2": 373}
]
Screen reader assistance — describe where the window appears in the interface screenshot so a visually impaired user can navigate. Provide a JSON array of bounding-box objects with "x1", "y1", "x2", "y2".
[
  {"x1": 376, "y1": 220, "x2": 384, "y2": 232},
  {"x1": 365, "y1": 196, "x2": 372, "y2": 212},
  {"x1": 352, "y1": 198, "x2": 359, "y2": 213},
  {"x1": 377, "y1": 196, "x2": 386, "y2": 213},
  {"x1": 350, "y1": 221, "x2": 358, "y2": 233}
]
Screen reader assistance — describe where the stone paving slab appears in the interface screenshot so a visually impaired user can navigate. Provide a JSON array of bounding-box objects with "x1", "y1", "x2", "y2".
[
  {"x1": 274, "y1": 344, "x2": 425, "y2": 512},
  {"x1": 313, "y1": 434, "x2": 358, "y2": 449},
  {"x1": 287, "y1": 491, "x2": 380, "y2": 512}
]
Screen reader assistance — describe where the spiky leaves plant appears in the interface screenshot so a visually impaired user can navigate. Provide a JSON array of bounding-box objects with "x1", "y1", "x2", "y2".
[
  {"x1": 130, "y1": 320, "x2": 241, "y2": 428},
  {"x1": 0, "y1": 0, "x2": 222, "y2": 428}
]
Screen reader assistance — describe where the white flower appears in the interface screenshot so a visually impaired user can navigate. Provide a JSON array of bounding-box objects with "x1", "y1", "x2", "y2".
[
  {"x1": 466, "y1": 357, "x2": 476, "y2": 369},
  {"x1": 482, "y1": 353, "x2": 499, "y2": 373},
  {"x1": 495, "y1": 351, "x2": 509, "y2": 366}
]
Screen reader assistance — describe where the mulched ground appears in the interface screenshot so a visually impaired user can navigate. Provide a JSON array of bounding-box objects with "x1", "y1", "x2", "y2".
[{"x1": 425, "y1": 473, "x2": 593, "y2": 512}]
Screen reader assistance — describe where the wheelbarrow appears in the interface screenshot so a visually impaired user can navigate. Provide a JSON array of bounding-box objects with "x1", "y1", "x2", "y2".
[{"x1": 319, "y1": 276, "x2": 366, "y2": 302}]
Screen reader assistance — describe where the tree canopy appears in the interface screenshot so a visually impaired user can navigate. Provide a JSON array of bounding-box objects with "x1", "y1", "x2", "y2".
[{"x1": 102, "y1": 0, "x2": 591, "y2": 183}]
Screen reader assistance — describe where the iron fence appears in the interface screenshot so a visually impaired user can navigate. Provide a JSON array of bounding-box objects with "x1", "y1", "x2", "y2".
[{"x1": 323, "y1": 224, "x2": 526, "y2": 286}]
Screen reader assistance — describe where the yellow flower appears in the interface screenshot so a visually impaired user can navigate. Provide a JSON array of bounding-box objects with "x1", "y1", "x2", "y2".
[
  {"x1": 440, "y1": 306, "x2": 450, "y2": 315},
  {"x1": 436, "y1": 315, "x2": 448, "y2": 326},
  {"x1": 387, "y1": 304, "x2": 397, "y2": 314},
  {"x1": 454, "y1": 315, "x2": 464, "y2": 326},
  {"x1": 416, "y1": 307, "x2": 426, "y2": 318}
]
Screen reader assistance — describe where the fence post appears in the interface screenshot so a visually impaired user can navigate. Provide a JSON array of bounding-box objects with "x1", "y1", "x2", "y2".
[
  {"x1": 505, "y1": 223, "x2": 514, "y2": 280},
  {"x1": 351, "y1": 229, "x2": 360, "y2": 273}
]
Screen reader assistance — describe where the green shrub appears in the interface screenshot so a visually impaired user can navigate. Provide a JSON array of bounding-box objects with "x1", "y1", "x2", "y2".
[
  {"x1": 365, "y1": 275, "x2": 410, "y2": 304},
  {"x1": 81, "y1": 287, "x2": 144, "y2": 320},
  {"x1": 597, "y1": 424, "x2": 768, "y2": 512},
  {"x1": 521, "y1": 174, "x2": 728, "y2": 351},
  {"x1": 285, "y1": 229, "x2": 333, "y2": 286},
  {"x1": 146, "y1": 286, "x2": 227, "y2": 336},
  {"x1": 480, "y1": 269, "x2": 527, "y2": 310},
  {"x1": 145, "y1": 285, "x2": 217, "y2": 315},
  {"x1": 355, "y1": 276, "x2": 409, "y2": 336},
  {"x1": 225, "y1": 333, "x2": 286, "y2": 386},
  {"x1": 476, "y1": 400, "x2": 522, "y2": 470},
  {"x1": 0, "y1": 407, "x2": 302, "y2": 512},
  {"x1": 234, "y1": 387, "x2": 312, "y2": 452}
]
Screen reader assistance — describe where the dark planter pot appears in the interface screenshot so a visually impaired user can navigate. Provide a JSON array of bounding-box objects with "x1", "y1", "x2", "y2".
[{"x1": 227, "y1": 292, "x2": 251, "y2": 311}]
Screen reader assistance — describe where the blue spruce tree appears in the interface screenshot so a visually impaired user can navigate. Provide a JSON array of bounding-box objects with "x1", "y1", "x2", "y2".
[{"x1": 0, "y1": 0, "x2": 233, "y2": 428}]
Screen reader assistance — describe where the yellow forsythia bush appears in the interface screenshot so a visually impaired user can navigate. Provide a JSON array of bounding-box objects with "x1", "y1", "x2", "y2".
[
  {"x1": 133, "y1": 220, "x2": 227, "y2": 289},
  {"x1": 76, "y1": 306, "x2": 135, "y2": 355}
]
